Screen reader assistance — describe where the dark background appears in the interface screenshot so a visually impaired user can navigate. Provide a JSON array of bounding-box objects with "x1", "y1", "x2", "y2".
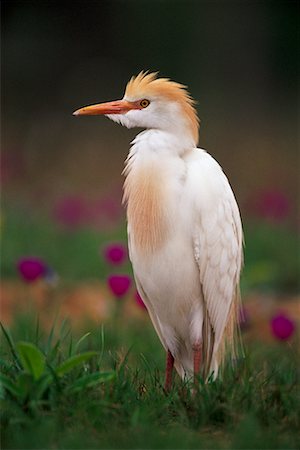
[{"x1": 2, "y1": 0, "x2": 298, "y2": 216}]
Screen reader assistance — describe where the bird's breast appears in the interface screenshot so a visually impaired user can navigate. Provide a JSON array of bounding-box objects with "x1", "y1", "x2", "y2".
[{"x1": 123, "y1": 164, "x2": 171, "y2": 254}]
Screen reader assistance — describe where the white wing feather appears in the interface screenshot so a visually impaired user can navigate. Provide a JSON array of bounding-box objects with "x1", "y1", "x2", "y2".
[{"x1": 193, "y1": 151, "x2": 243, "y2": 368}]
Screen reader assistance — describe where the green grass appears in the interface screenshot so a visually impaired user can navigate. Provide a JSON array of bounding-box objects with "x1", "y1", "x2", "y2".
[
  {"x1": 1, "y1": 208, "x2": 299, "y2": 448},
  {"x1": 1, "y1": 209, "x2": 299, "y2": 291},
  {"x1": 1, "y1": 209, "x2": 129, "y2": 280},
  {"x1": 242, "y1": 221, "x2": 299, "y2": 293},
  {"x1": 1, "y1": 314, "x2": 299, "y2": 450}
]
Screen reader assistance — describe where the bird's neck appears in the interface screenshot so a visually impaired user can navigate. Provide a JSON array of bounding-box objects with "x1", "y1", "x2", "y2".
[
  {"x1": 123, "y1": 128, "x2": 195, "y2": 188},
  {"x1": 122, "y1": 129, "x2": 189, "y2": 254},
  {"x1": 131, "y1": 128, "x2": 195, "y2": 158}
]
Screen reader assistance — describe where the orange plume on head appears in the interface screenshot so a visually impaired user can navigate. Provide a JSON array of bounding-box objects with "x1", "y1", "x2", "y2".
[{"x1": 125, "y1": 71, "x2": 200, "y2": 144}]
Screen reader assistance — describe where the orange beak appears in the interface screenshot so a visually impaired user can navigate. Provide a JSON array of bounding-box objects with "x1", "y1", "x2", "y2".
[{"x1": 73, "y1": 99, "x2": 136, "y2": 116}]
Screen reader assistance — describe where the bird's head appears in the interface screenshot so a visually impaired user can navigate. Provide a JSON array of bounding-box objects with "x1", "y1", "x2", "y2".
[{"x1": 73, "y1": 71, "x2": 200, "y2": 146}]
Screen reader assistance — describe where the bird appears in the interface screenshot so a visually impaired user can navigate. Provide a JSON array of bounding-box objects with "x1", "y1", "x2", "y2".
[{"x1": 73, "y1": 71, "x2": 243, "y2": 390}]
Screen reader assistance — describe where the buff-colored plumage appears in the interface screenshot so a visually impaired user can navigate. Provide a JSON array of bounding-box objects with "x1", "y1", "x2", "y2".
[
  {"x1": 125, "y1": 71, "x2": 200, "y2": 144},
  {"x1": 74, "y1": 71, "x2": 243, "y2": 382}
]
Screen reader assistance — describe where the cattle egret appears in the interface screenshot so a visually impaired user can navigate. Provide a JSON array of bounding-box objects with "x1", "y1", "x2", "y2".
[{"x1": 74, "y1": 72, "x2": 243, "y2": 390}]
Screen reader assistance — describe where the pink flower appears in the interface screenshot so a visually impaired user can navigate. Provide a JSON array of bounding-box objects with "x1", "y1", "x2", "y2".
[
  {"x1": 104, "y1": 243, "x2": 127, "y2": 265},
  {"x1": 271, "y1": 313, "x2": 295, "y2": 340},
  {"x1": 53, "y1": 196, "x2": 90, "y2": 229},
  {"x1": 17, "y1": 257, "x2": 47, "y2": 283},
  {"x1": 134, "y1": 290, "x2": 147, "y2": 310},
  {"x1": 107, "y1": 274, "x2": 131, "y2": 298}
]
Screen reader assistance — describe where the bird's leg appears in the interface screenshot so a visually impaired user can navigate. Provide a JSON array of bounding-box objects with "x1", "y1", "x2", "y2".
[
  {"x1": 164, "y1": 349, "x2": 174, "y2": 392},
  {"x1": 193, "y1": 343, "x2": 202, "y2": 385}
]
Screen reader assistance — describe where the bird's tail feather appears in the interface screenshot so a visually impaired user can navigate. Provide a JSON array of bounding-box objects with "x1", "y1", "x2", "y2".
[
  {"x1": 215, "y1": 286, "x2": 243, "y2": 375},
  {"x1": 202, "y1": 306, "x2": 215, "y2": 380}
]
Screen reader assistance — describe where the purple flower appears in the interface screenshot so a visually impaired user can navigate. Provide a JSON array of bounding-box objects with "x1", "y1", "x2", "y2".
[
  {"x1": 271, "y1": 313, "x2": 295, "y2": 340},
  {"x1": 134, "y1": 290, "x2": 147, "y2": 310},
  {"x1": 17, "y1": 257, "x2": 47, "y2": 283},
  {"x1": 107, "y1": 274, "x2": 131, "y2": 298},
  {"x1": 53, "y1": 196, "x2": 90, "y2": 229},
  {"x1": 104, "y1": 243, "x2": 127, "y2": 265}
]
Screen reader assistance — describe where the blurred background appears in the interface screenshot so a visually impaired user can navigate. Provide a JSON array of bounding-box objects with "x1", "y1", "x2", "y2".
[{"x1": 1, "y1": 1, "x2": 299, "y2": 335}]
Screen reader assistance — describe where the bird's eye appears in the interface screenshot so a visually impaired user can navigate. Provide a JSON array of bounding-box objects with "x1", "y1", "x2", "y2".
[{"x1": 140, "y1": 99, "x2": 150, "y2": 108}]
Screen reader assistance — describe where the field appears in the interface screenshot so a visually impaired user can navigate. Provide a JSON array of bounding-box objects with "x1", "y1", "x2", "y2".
[
  {"x1": 1, "y1": 313, "x2": 299, "y2": 449},
  {"x1": 1, "y1": 310, "x2": 299, "y2": 450},
  {"x1": 1, "y1": 209, "x2": 299, "y2": 450}
]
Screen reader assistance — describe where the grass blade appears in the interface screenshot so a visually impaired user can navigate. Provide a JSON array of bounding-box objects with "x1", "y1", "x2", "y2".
[
  {"x1": 45, "y1": 320, "x2": 57, "y2": 355},
  {"x1": 34, "y1": 316, "x2": 40, "y2": 346},
  {"x1": 98, "y1": 325, "x2": 105, "y2": 367},
  {"x1": 32, "y1": 374, "x2": 52, "y2": 400},
  {"x1": 68, "y1": 371, "x2": 116, "y2": 393},
  {"x1": 55, "y1": 351, "x2": 98, "y2": 377},
  {"x1": 68, "y1": 335, "x2": 73, "y2": 357},
  {"x1": 0, "y1": 373, "x2": 21, "y2": 398},
  {"x1": 0, "y1": 322, "x2": 21, "y2": 369},
  {"x1": 74, "y1": 332, "x2": 91, "y2": 354}
]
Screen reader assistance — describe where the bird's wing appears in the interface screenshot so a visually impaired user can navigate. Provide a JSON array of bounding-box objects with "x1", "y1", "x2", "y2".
[{"x1": 191, "y1": 150, "x2": 243, "y2": 374}]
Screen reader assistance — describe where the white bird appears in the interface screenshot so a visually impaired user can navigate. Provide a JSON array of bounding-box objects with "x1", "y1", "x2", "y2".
[{"x1": 74, "y1": 72, "x2": 243, "y2": 390}]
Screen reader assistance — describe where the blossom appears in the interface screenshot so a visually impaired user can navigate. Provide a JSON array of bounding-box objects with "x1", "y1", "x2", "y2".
[
  {"x1": 134, "y1": 290, "x2": 147, "y2": 310},
  {"x1": 17, "y1": 257, "x2": 47, "y2": 283},
  {"x1": 271, "y1": 313, "x2": 295, "y2": 340},
  {"x1": 104, "y1": 243, "x2": 127, "y2": 265},
  {"x1": 53, "y1": 196, "x2": 90, "y2": 229},
  {"x1": 107, "y1": 274, "x2": 131, "y2": 298}
]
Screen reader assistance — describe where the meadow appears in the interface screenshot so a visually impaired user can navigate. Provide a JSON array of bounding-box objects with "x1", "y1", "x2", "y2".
[
  {"x1": 1, "y1": 203, "x2": 299, "y2": 449},
  {"x1": 1, "y1": 312, "x2": 299, "y2": 449}
]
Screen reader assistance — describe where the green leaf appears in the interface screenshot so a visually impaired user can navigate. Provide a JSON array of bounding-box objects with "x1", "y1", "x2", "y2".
[
  {"x1": 55, "y1": 351, "x2": 98, "y2": 377},
  {"x1": 68, "y1": 371, "x2": 116, "y2": 393},
  {"x1": 0, "y1": 373, "x2": 21, "y2": 398},
  {"x1": 31, "y1": 374, "x2": 52, "y2": 400},
  {"x1": 17, "y1": 342, "x2": 46, "y2": 380},
  {"x1": 17, "y1": 373, "x2": 34, "y2": 399}
]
